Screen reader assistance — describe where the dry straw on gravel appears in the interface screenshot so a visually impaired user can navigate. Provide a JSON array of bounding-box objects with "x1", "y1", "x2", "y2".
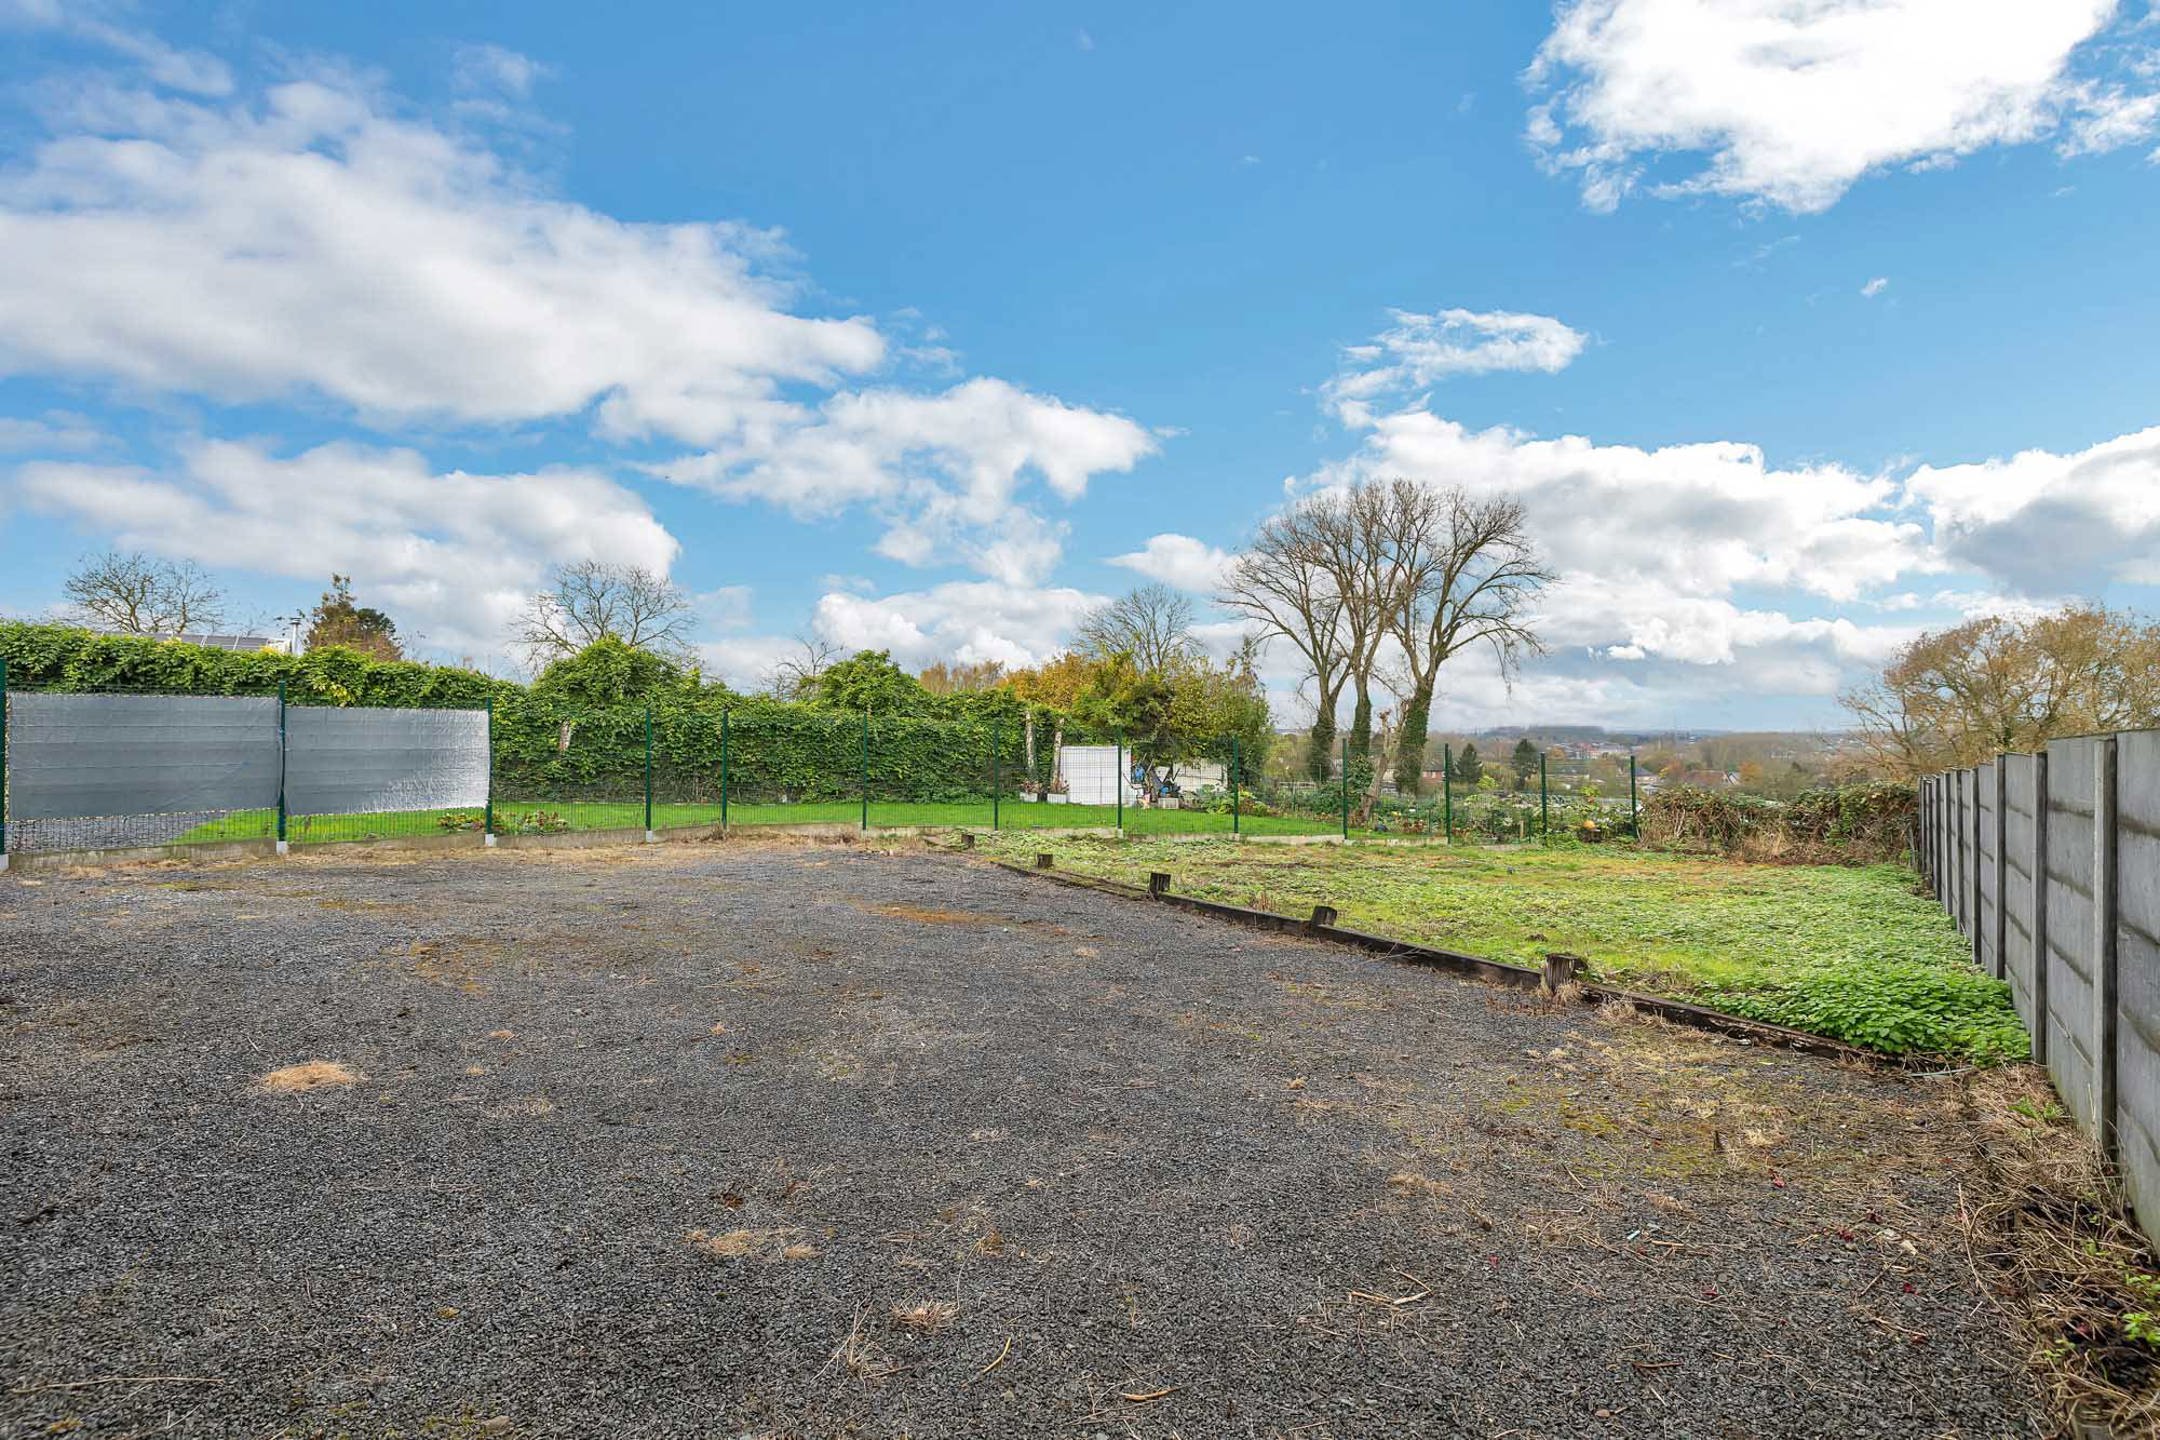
[{"x1": 256, "y1": 1061, "x2": 360, "y2": 1093}]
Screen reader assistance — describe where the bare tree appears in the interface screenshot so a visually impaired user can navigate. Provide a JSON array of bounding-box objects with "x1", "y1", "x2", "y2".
[
  {"x1": 1076, "y1": 583, "x2": 1197, "y2": 675},
  {"x1": 1328, "y1": 479, "x2": 1443, "y2": 768},
  {"x1": 1220, "y1": 499, "x2": 1352, "y2": 780},
  {"x1": 62, "y1": 551, "x2": 227, "y2": 635},
  {"x1": 766, "y1": 635, "x2": 841, "y2": 700},
  {"x1": 1387, "y1": 488, "x2": 1553, "y2": 795},
  {"x1": 1225, "y1": 480, "x2": 1430, "y2": 777},
  {"x1": 518, "y1": 561, "x2": 694, "y2": 665}
]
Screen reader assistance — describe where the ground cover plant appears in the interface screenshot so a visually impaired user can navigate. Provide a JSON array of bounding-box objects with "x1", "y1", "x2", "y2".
[{"x1": 976, "y1": 834, "x2": 2026, "y2": 1062}]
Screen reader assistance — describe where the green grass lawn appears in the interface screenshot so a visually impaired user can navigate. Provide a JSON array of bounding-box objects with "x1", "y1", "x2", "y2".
[
  {"x1": 169, "y1": 797, "x2": 1352, "y2": 845},
  {"x1": 978, "y1": 833, "x2": 2024, "y2": 1062}
]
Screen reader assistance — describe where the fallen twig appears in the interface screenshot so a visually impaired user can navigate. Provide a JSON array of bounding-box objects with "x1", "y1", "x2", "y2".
[
  {"x1": 1120, "y1": 1386, "x2": 1179, "y2": 1403},
  {"x1": 1348, "y1": 1288, "x2": 1429, "y2": 1308},
  {"x1": 973, "y1": 1333, "x2": 1013, "y2": 1381},
  {"x1": 10, "y1": 1376, "x2": 224, "y2": 1395}
]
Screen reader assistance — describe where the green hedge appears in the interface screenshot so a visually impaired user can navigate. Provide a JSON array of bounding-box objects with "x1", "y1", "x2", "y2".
[
  {"x1": 0, "y1": 621, "x2": 505, "y2": 707},
  {"x1": 0, "y1": 622, "x2": 1045, "y2": 805}
]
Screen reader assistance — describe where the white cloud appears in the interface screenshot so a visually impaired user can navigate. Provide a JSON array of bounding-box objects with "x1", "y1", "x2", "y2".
[
  {"x1": 1, "y1": 0, "x2": 233, "y2": 96},
  {"x1": 686, "y1": 575, "x2": 1110, "y2": 693},
  {"x1": 811, "y1": 579, "x2": 1106, "y2": 670},
  {"x1": 15, "y1": 439, "x2": 676, "y2": 655},
  {"x1": 0, "y1": 76, "x2": 884, "y2": 445},
  {"x1": 1109, "y1": 533, "x2": 1233, "y2": 592},
  {"x1": 1326, "y1": 308, "x2": 1587, "y2": 413},
  {"x1": 1527, "y1": 0, "x2": 2155, "y2": 213},
  {"x1": 1288, "y1": 372, "x2": 2160, "y2": 724},
  {"x1": 1321, "y1": 408, "x2": 1927, "y2": 606},
  {"x1": 0, "y1": 411, "x2": 103, "y2": 452},
  {"x1": 1294, "y1": 403, "x2": 1939, "y2": 723},
  {"x1": 652, "y1": 377, "x2": 1156, "y2": 585},
  {"x1": 695, "y1": 585, "x2": 755, "y2": 632},
  {"x1": 1904, "y1": 424, "x2": 2160, "y2": 590},
  {"x1": 0, "y1": 23, "x2": 1162, "y2": 630},
  {"x1": 453, "y1": 43, "x2": 548, "y2": 101},
  {"x1": 1861, "y1": 276, "x2": 1890, "y2": 298}
]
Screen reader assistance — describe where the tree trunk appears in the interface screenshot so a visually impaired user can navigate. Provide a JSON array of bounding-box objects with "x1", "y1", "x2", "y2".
[
  {"x1": 1023, "y1": 710, "x2": 1036, "y2": 786},
  {"x1": 1296, "y1": 699, "x2": 1330, "y2": 777},
  {"x1": 1394, "y1": 681, "x2": 1434, "y2": 797}
]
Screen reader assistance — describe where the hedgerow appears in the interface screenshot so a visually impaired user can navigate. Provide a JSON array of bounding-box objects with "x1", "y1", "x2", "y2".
[{"x1": 0, "y1": 623, "x2": 1059, "y2": 804}]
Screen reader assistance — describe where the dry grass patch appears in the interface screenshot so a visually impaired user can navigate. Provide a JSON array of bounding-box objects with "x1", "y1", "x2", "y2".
[
  {"x1": 686, "y1": 1227, "x2": 817, "y2": 1263},
  {"x1": 859, "y1": 902, "x2": 994, "y2": 926},
  {"x1": 890, "y1": 1299, "x2": 958, "y2": 1332},
  {"x1": 1386, "y1": 1170, "x2": 1452, "y2": 1198},
  {"x1": 1962, "y1": 1066, "x2": 2160, "y2": 1433},
  {"x1": 258, "y1": 1060, "x2": 361, "y2": 1093}
]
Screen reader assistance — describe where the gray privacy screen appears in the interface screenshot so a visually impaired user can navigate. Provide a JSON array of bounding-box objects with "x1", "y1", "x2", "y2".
[
  {"x1": 284, "y1": 706, "x2": 488, "y2": 816},
  {"x1": 8, "y1": 693, "x2": 281, "y2": 819}
]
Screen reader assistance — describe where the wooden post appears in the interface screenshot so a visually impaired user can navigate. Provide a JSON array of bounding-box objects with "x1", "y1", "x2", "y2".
[
  {"x1": 1309, "y1": 904, "x2": 1339, "y2": 929},
  {"x1": 1148, "y1": 871, "x2": 1171, "y2": 896},
  {"x1": 1543, "y1": 952, "x2": 1584, "y2": 994}
]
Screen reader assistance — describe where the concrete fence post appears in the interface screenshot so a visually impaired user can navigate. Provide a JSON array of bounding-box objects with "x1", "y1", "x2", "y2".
[
  {"x1": 2096, "y1": 737, "x2": 2121, "y2": 1162},
  {"x1": 1994, "y1": 760, "x2": 2009, "y2": 981},
  {"x1": 2032, "y1": 750, "x2": 2051, "y2": 1066},
  {"x1": 1926, "y1": 781, "x2": 1944, "y2": 893},
  {"x1": 1944, "y1": 772, "x2": 1955, "y2": 906},
  {"x1": 1955, "y1": 770, "x2": 1968, "y2": 933},
  {"x1": 1978, "y1": 764, "x2": 1987, "y2": 945}
]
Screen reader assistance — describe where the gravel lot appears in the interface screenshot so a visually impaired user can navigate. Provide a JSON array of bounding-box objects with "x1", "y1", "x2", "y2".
[{"x1": 2, "y1": 839, "x2": 2041, "y2": 1438}]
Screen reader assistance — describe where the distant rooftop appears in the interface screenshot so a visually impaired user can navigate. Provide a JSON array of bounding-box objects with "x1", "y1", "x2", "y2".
[{"x1": 158, "y1": 632, "x2": 292, "y2": 654}]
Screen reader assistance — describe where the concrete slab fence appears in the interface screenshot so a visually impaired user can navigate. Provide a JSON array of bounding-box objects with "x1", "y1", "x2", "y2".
[{"x1": 1919, "y1": 730, "x2": 2158, "y2": 1236}]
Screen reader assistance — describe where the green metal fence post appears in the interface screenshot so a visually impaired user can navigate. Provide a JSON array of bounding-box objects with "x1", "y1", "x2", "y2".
[
  {"x1": 276, "y1": 679, "x2": 289, "y2": 850},
  {"x1": 483, "y1": 694, "x2": 495, "y2": 842},
  {"x1": 1341, "y1": 737, "x2": 1350, "y2": 841},
  {"x1": 991, "y1": 718, "x2": 1001, "y2": 832},
  {"x1": 0, "y1": 657, "x2": 9, "y2": 866},
  {"x1": 643, "y1": 703, "x2": 654, "y2": 838},
  {"x1": 720, "y1": 708, "x2": 731, "y2": 833},
  {"x1": 860, "y1": 710, "x2": 870, "y2": 833},
  {"x1": 1231, "y1": 734, "x2": 1241, "y2": 838},
  {"x1": 1629, "y1": 751, "x2": 1639, "y2": 838},
  {"x1": 1116, "y1": 735, "x2": 1124, "y2": 836},
  {"x1": 1539, "y1": 752, "x2": 1550, "y2": 842},
  {"x1": 1443, "y1": 742, "x2": 1453, "y2": 845}
]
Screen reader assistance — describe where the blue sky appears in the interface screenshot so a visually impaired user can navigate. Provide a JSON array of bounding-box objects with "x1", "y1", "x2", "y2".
[{"x1": 1, "y1": 0, "x2": 2157, "y2": 730}]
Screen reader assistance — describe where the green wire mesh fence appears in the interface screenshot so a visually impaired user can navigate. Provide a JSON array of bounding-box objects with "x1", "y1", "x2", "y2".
[{"x1": 0, "y1": 664, "x2": 1641, "y2": 860}]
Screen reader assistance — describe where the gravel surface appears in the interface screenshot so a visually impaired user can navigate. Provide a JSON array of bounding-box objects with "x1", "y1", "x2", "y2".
[
  {"x1": 9, "y1": 810, "x2": 234, "y2": 853},
  {"x1": 1, "y1": 839, "x2": 2043, "y2": 1438}
]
